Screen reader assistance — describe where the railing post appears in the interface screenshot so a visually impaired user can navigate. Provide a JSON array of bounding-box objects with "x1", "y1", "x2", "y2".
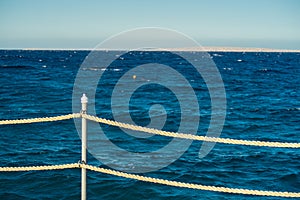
[{"x1": 81, "y1": 93, "x2": 88, "y2": 200}]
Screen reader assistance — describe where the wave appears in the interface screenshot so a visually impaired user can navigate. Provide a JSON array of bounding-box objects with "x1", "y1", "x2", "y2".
[
  {"x1": 82, "y1": 67, "x2": 123, "y2": 71},
  {"x1": 0, "y1": 65, "x2": 35, "y2": 69}
]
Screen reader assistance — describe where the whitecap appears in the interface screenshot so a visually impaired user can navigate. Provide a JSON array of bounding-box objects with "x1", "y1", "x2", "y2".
[
  {"x1": 237, "y1": 59, "x2": 243, "y2": 62},
  {"x1": 212, "y1": 53, "x2": 223, "y2": 57},
  {"x1": 290, "y1": 107, "x2": 300, "y2": 111},
  {"x1": 223, "y1": 67, "x2": 232, "y2": 70},
  {"x1": 259, "y1": 68, "x2": 268, "y2": 72}
]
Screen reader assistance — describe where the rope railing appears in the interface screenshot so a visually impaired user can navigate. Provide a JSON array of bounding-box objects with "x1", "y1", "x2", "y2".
[
  {"x1": 1, "y1": 163, "x2": 300, "y2": 198},
  {"x1": 0, "y1": 94, "x2": 299, "y2": 198}
]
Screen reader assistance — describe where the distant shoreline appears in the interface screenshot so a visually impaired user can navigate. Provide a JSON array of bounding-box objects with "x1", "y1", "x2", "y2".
[
  {"x1": 184, "y1": 46, "x2": 300, "y2": 52},
  {"x1": 1, "y1": 46, "x2": 300, "y2": 52}
]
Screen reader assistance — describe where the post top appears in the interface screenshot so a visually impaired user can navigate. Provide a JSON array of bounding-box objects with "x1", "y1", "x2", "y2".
[{"x1": 81, "y1": 93, "x2": 88, "y2": 103}]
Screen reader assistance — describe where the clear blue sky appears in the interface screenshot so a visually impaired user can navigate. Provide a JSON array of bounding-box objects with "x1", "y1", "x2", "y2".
[{"x1": 1, "y1": 0, "x2": 299, "y2": 49}]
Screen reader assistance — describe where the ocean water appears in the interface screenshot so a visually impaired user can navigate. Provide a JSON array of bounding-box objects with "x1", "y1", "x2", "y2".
[{"x1": 0, "y1": 50, "x2": 299, "y2": 199}]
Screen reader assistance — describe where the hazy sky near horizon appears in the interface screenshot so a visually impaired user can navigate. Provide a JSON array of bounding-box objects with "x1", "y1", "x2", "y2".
[{"x1": 0, "y1": 0, "x2": 299, "y2": 49}]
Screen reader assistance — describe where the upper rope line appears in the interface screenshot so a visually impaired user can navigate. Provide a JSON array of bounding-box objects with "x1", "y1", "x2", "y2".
[
  {"x1": 0, "y1": 113, "x2": 299, "y2": 148},
  {"x1": 0, "y1": 113, "x2": 80, "y2": 125},
  {"x1": 82, "y1": 114, "x2": 300, "y2": 148}
]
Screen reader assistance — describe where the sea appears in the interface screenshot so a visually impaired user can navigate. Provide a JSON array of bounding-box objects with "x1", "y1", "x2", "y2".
[{"x1": 0, "y1": 50, "x2": 299, "y2": 199}]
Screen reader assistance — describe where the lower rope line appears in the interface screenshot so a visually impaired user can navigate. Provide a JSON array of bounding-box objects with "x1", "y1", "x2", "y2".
[
  {"x1": 80, "y1": 164, "x2": 300, "y2": 198},
  {"x1": 1, "y1": 163, "x2": 299, "y2": 198},
  {"x1": 0, "y1": 163, "x2": 79, "y2": 172}
]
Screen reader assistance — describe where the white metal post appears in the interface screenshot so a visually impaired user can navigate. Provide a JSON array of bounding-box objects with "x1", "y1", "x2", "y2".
[{"x1": 81, "y1": 93, "x2": 88, "y2": 200}]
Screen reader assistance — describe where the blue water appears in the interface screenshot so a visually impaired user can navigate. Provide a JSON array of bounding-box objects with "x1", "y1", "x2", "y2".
[{"x1": 0, "y1": 50, "x2": 299, "y2": 199}]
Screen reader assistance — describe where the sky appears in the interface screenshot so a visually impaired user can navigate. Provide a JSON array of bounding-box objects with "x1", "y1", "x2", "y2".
[{"x1": 0, "y1": 0, "x2": 300, "y2": 49}]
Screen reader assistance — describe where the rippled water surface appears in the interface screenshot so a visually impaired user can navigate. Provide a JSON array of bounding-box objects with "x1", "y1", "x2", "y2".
[{"x1": 0, "y1": 50, "x2": 299, "y2": 199}]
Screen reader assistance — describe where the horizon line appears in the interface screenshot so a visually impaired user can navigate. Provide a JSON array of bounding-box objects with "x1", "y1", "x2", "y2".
[{"x1": 0, "y1": 46, "x2": 300, "y2": 52}]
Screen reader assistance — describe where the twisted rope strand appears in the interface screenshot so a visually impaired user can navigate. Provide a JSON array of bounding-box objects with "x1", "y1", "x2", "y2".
[
  {"x1": 1, "y1": 163, "x2": 299, "y2": 198},
  {"x1": 82, "y1": 114, "x2": 300, "y2": 148},
  {"x1": 81, "y1": 164, "x2": 300, "y2": 198},
  {"x1": 0, "y1": 113, "x2": 299, "y2": 148},
  {"x1": 0, "y1": 113, "x2": 81, "y2": 125},
  {"x1": 0, "y1": 163, "x2": 79, "y2": 171}
]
